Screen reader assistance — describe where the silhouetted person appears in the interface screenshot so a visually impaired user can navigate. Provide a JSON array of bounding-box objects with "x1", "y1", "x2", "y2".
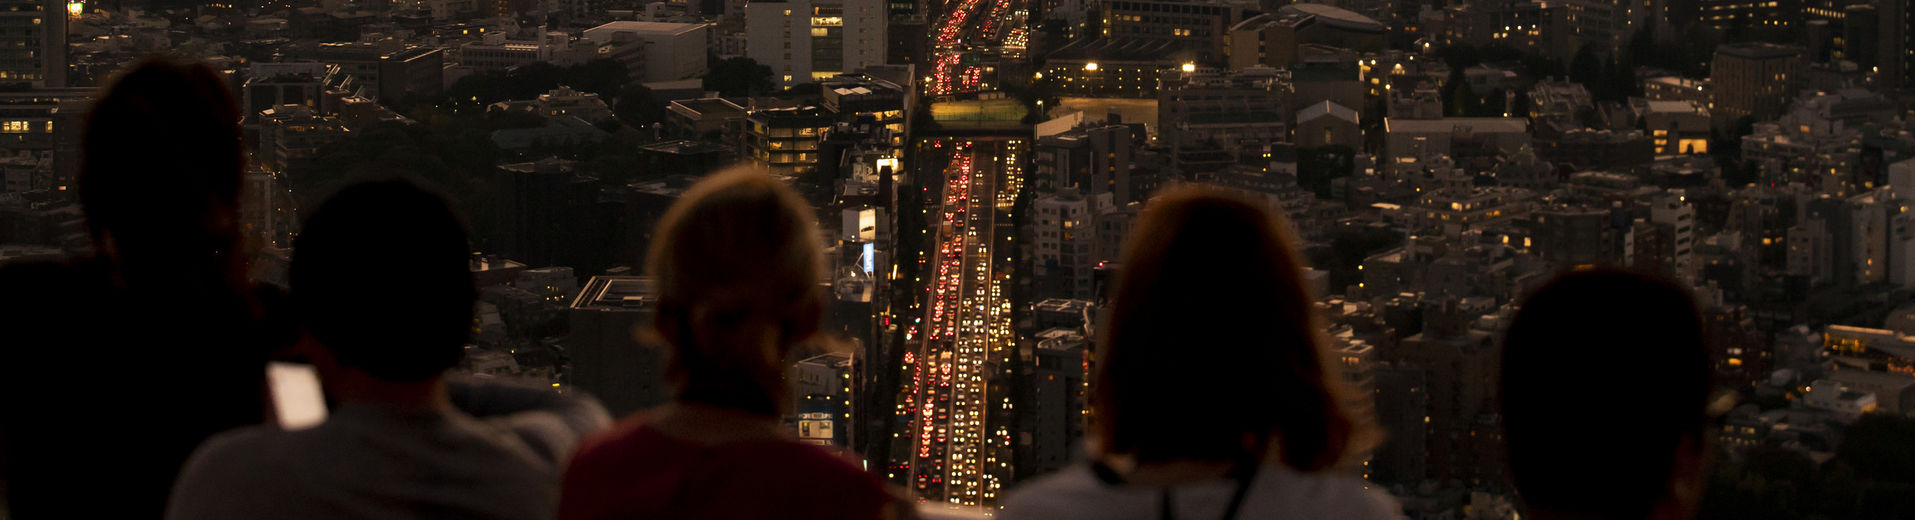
[
  {"x1": 1002, "y1": 186, "x2": 1401, "y2": 520},
  {"x1": 166, "y1": 180, "x2": 610, "y2": 519},
  {"x1": 0, "y1": 58, "x2": 281, "y2": 518},
  {"x1": 1501, "y1": 270, "x2": 1716, "y2": 520},
  {"x1": 558, "y1": 168, "x2": 908, "y2": 520}
]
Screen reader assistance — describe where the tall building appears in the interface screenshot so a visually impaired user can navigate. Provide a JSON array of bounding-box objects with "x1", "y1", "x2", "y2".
[
  {"x1": 1030, "y1": 189, "x2": 1098, "y2": 301},
  {"x1": 1093, "y1": 0, "x2": 1246, "y2": 59},
  {"x1": 1882, "y1": 0, "x2": 1913, "y2": 88},
  {"x1": 1678, "y1": 0, "x2": 1788, "y2": 33},
  {"x1": 242, "y1": 63, "x2": 329, "y2": 122},
  {"x1": 1156, "y1": 66, "x2": 1293, "y2": 152},
  {"x1": 1228, "y1": 6, "x2": 1387, "y2": 69},
  {"x1": 567, "y1": 276, "x2": 671, "y2": 417},
  {"x1": 376, "y1": 47, "x2": 445, "y2": 105},
  {"x1": 1710, "y1": 43, "x2": 1801, "y2": 130},
  {"x1": 0, "y1": 88, "x2": 87, "y2": 191},
  {"x1": 256, "y1": 105, "x2": 351, "y2": 174},
  {"x1": 1651, "y1": 192, "x2": 1698, "y2": 282},
  {"x1": 583, "y1": 21, "x2": 712, "y2": 83},
  {"x1": 1033, "y1": 121, "x2": 1140, "y2": 203},
  {"x1": 744, "y1": 105, "x2": 835, "y2": 176},
  {"x1": 791, "y1": 352, "x2": 855, "y2": 446},
  {"x1": 0, "y1": 0, "x2": 65, "y2": 87},
  {"x1": 1559, "y1": 0, "x2": 1649, "y2": 52},
  {"x1": 745, "y1": 0, "x2": 887, "y2": 88},
  {"x1": 1843, "y1": 4, "x2": 1879, "y2": 68},
  {"x1": 1394, "y1": 299, "x2": 1500, "y2": 484},
  {"x1": 1018, "y1": 328, "x2": 1089, "y2": 479}
]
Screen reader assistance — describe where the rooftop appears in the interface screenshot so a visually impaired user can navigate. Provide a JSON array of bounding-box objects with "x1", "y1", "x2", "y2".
[
  {"x1": 585, "y1": 20, "x2": 708, "y2": 38},
  {"x1": 1278, "y1": 3, "x2": 1386, "y2": 32},
  {"x1": 1385, "y1": 117, "x2": 1528, "y2": 134},
  {"x1": 1716, "y1": 42, "x2": 1802, "y2": 60},
  {"x1": 571, "y1": 276, "x2": 656, "y2": 311},
  {"x1": 1298, "y1": 100, "x2": 1359, "y2": 124}
]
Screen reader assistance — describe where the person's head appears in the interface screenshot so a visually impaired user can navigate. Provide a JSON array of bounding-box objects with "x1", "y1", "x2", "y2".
[
  {"x1": 648, "y1": 167, "x2": 824, "y2": 417},
  {"x1": 291, "y1": 179, "x2": 475, "y2": 383},
  {"x1": 81, "y1": 57, "x2": 245, "y2": 286},
  {"x1": 1095, "y1": 184, "x2": 1372, "y2": 471},
  {"x1": 1502, "y1": 269, "x2": 1713, "y2": 520}
]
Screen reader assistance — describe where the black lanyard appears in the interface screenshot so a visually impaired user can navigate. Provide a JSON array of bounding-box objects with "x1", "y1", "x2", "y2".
[{"x1": 1090, "y1": 457, "x2": 1262, "y2": 520}]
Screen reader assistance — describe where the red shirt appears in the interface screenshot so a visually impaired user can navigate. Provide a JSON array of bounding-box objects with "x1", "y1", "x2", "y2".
[{"x1": 558, "y1": 415, "x2": 897, "y2": 520}]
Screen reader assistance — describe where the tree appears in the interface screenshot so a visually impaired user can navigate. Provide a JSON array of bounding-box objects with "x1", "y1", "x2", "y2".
[
  {"x1": 1447, "y1": 73, "x2": 1483, "y2": 117},
  {"x1": 563, "y1": 59, "x2": 632, "y2": 98},
  {"x1": 1569, "y1": 44, "x2": 1604, "y2": 88},
  {"x1": 704, "y1": 56, "x2": 775, "y2": 97},
  {"x1": 613, "y1": 82, "x2": 666, "y2": 130}
]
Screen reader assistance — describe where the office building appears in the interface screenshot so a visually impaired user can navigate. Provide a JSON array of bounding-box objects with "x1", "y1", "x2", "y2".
[
  {"x1": 1019, "y1": 328, "x2": 1089, "y2": 479},
  {"x1": 1711, "y1": 43, "x2": 1802, "y2": 130},
  {"x1": 376, "y1": 47, "x2": 445, "y2": 105},
  {"x1": 0, "y1": 0, "x2": 64, "y2": 87},
  {"x1": 1094, "y1": 0, "x2": 1246, "y2": 59},
  {"x1": 745, "y1": 0, "x2": 887, "y2": 88},
  {"x1": 584, "y1": 21, "x2": 712, "y2": 83},
  {"x1": 567, "y1": 276, "x2": 670, "y2": 417},
  {"x1": 242, "y1": 63, "x2": 329, "y2": 121},
  {"x1": 791, "y1": 352, "x2": 854, "y2": 446},
  {"x1": 256, "y1": 105, "x2": 350, "y2": 174},
  {"x1": 744, "y1": 105, "x2": 835, "y2": 176},
  {"x1": 1383, "y1": 117, "x2": 1531, "y2": 166},
  {"x1": 1030, "y1": 189, "x2": 1099, "y2": 301},
  {"x1": 1033, "y1": 121, "x2": 1140, "y2": 202}
]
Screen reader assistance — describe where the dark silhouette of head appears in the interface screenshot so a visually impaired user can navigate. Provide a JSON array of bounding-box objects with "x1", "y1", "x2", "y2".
[
  {"x1": 80, "y1": 57, "x2": 246, "y2": 288},
  {"x1": 291, "y1": 180, "x2": 475, "y2": 382},
  {"x1": 1095, "y1": 184, "x2": 1372, "y2": 471},
  {"x1": 647, "y1": 167, "x2": 824, "y2": 417},
  {"x1": 1502, "y1": 269, "x2": 1713, "y2": 519}
]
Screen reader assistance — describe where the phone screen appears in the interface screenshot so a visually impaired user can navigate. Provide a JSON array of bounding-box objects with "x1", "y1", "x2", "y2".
[{"x1": 267, "y1": 362, "x2": 327, "y2": 430}]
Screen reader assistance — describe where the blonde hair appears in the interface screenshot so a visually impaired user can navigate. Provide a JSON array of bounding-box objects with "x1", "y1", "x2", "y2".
[{"x1": 646, "y1": 167, "x2": 825, "y2": 416}]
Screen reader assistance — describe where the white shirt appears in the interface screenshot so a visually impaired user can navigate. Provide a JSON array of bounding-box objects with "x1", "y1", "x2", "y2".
[
  {"x1": 166, "y1": 380, "x2": 610, "y2": 520},
  {"x1": 1000, "y1": 462, "x2": 1405, "y2": 520}
]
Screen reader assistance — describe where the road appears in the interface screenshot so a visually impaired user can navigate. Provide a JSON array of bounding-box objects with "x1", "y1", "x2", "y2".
[
  {"x1": 902, "y1": 137, "x2": 1025, "y2": 509},
  {"x1": 899, "y1": 0, "x2": 1029, "y2": 510}
]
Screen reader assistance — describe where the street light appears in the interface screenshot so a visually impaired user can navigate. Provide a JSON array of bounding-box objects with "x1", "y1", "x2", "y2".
[{"x1": 1181, "y1": 62, "x2": 1195, "y2": 73}]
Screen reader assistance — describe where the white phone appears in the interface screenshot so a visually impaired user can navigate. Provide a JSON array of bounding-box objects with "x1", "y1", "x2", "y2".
[{"x1": 267, "y1": 362, "x2": 328, "y2": 430}]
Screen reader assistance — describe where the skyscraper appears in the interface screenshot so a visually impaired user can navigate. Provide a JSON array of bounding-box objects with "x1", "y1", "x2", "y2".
[
  {"x1": 566, "y1": 276, "x2": 671, "y2": 417},
  {"x1": 1710, "y1": 43, "x2": 1801, "y2": 131},
  {"x1": 1881, "y1": 0, "x2": 1913, "y2": 88},
  {"x1": 745, "y1": 0, "x2": 888, "y2": 89},
  {"x1": 0, "y1": 0, "x2": 65, "y2": 87}
]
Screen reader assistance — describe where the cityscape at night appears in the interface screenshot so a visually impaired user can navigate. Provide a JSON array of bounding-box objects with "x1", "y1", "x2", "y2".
[{"x1": 2, "y1": 0, "x2": 1915, "y2": 517}]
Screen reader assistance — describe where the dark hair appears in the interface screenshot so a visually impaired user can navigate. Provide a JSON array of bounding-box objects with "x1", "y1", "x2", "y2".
[
  {"x1": 291, "y1": 180, "x2": 475, "y2": 382},
  {"x1": 647, "y1": 167, "x2": 824, "y2": 417},
  {"x1": 80, "y1": 57, "x2": 246, "y2": 289},
  {"x1": 1095, "y1": 185, "x2": 1372, "y2": 471},
  {"x1": 1502, "y1": 269, "x2": 1711, "y2": 518}
]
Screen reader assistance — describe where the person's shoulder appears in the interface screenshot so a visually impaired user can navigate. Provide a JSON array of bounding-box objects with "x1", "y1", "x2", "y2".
[
  {"x1": 1255, "y1": 468, "x2": 1403, "y2": 519},
  {"x1": 168, "y1": 425, "x2": 299, "y2": 517},
  {"x1": 184, "y1": 425, "x2": 297, "y2": 470},
  {"x1": 572, "y1": 413, "x2": 652, "y2": 458},
  {"x1": 1000, "y1": 465, "x2": 1108, "y2": 519}
]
